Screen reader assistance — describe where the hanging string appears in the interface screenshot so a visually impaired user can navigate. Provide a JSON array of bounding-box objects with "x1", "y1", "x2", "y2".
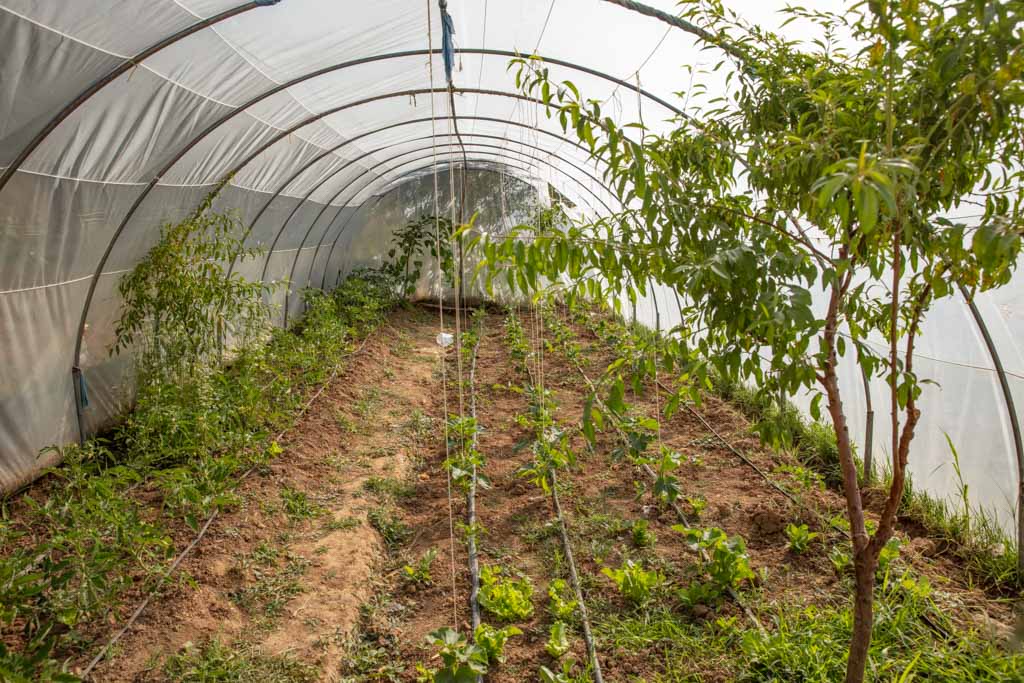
[{"x1": 427, "y1": 0, "x2": 459, "y2": 628}]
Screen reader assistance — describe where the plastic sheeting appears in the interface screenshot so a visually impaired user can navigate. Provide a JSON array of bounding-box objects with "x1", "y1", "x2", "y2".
[{"x1": 0, "y1": 1, "x2": 1020, "y2": 541}]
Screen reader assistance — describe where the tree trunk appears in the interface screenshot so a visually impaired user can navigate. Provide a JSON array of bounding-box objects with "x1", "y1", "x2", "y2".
[{"x1": 846, "y1": 550, "x2": 877, "y2": 683}]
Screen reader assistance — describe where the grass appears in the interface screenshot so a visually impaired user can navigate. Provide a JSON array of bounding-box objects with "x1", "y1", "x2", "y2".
[
  {"x1": 362, "y1": 476, "x2": 416, "y2": 501},
  {"x1": 592, "y1": 570, "x2": 1024, "y2": 682},
  {"x1": 714, "y1": 372, "x2": 1021, "y2": 590},
  {"x1": 280, "y1": 487, "x2": 323, "y2": 523},
  {"x1": 367, "y1": 506, "x2": 411, "y2": 552},
  {"x1": 230, "y1": 553, "x2": 310, "y2": 622},
  {"x1": 163, "y1": 638, "x2": 318, "y2": 682}
]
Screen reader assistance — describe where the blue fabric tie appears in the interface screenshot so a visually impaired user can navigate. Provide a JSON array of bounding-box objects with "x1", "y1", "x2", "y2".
[{"x1": 440, "y1": 1, "x2": 456, "y2": 84}]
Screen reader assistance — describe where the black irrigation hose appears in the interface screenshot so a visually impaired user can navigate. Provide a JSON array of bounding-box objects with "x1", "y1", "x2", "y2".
[
  {"x1": 510, "y1": 309, "x2": 605, "y2": 683},
  {"x1": 78, "y1": 330, "x2": 378, "y2": 679}
]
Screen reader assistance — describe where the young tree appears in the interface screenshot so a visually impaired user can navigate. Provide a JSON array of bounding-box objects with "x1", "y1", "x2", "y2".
[{"x1": 479, "y1": 2, "x2": 1023, "y2": 681}]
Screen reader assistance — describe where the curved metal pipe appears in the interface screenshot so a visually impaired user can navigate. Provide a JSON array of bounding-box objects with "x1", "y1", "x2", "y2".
[
  {"x1": 298, "y1": 131, "x2": 620, "y2": 293},
  {"x1": 231, "y1": 113, "x2": 614, "y2": 279},
  {"x1": 73, "y1": 41, "x2": 687, "y2": 369},
  {"x1": 278, "y1": 141, "x2": 615, "y2": 323},
  {"x1": 0, "y1": 0, "x2": 279, "y2": 196},
  {"x1": 255, "y1": 127, "x2": 615, "y2": 290},
  {"x1": 960, "y1": 284, "x2": 1024, "y2": 574},
  {"x1": 314, "y1": 151, "x2": 615, "y2": 293},
  {"x1": 69, "y1": 46, "x2": 685, "y2": 440}
]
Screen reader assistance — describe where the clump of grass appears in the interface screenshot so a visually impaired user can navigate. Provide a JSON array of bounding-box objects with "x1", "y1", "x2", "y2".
[
  {"x1": 230, "y1": 554, "x2": 310, "y2": 621},
  {"x1": 367, "y1": 507, "x2": 411, "y2": 552},
  {"x1": 362, "y1": 476, "x2": 416, "y2": 501},
  {"x1": 163, "y1": 638, "x2": 318, "y2": 682},
  {"x1": 280, "y1": 487, "x2": 322, "y2": 523},
  {"x1": 739, "y1": 574, "x2": 1023, "y2": 681}
]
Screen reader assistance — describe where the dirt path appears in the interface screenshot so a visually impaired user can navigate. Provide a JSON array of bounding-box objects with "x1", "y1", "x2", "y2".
[{"x1": 92, "y1": 307, "x2": 444, "y2": 682}]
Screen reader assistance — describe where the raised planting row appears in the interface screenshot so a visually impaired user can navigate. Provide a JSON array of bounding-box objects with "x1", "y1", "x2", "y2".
[
  {"x1": 0, "y1": 275, "x2": 395, "y2": 680},
  {"x1": 538, "y1": 298, "x2": 1023, "y2": 681}
]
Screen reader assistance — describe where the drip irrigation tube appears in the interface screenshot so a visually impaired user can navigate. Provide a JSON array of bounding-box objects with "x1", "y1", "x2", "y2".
[
  {"x1": 466, "y1": 316, "x2": 484, "y2": 635},
  {"x1": 512, "y1": 309, "x2": 605, "y2": 683},
  {"x1": 549, "y1": 467, "x2": 605, "y2": 683}
]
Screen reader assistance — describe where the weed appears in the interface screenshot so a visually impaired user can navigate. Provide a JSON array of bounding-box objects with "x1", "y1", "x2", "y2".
[
  {"x1": 785, "y1": 523, "x2": 820, "y2": 554},
  {"x1": 162, "y1": 638, "x2": 318, "y2": 682},
  {"x1": 368, "y1": 507, "x2": 411, "y2": 552},
  {"x1": 829, "y1": 545, "x2": 852, "y2": 574},
  {"x1": 601, "y1": 560, "x2": 663, "y2": 606},
  {"x1": 738, "y1": 575, "x2": 1023, "y2": 682},
  {"x1": 335, "y1": 412, "x2": 359, "y2": 435},
  {"x1": 363, "y1": 477, "x2": 416, "y2": 501},
  {"x1": 280, "y1": 487, "x2": 322, "y2": 523},
  {"x1": 479, "y1": 565, "x2": 535, "y2": 622},
  {"x1": 685, "y1": 495, "x2": 708, "y2": 520},
  {"x1": 322, "y1": 516, "x2": 361, "y2": 533},
  {"x1": 231, "y1": 554, "x2": 309, "y2": 620},
  {"x1": 774, "y1": 464, "x2": 824, "y2": 492},
  {"x1": 401, "y1": 548, "x2": 437, "y2": 587}
]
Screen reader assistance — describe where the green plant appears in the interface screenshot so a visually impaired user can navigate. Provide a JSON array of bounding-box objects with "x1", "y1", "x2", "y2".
[
  {"x1": 402, "y1": 548, "x2": 438, "y2": 587},
  {"x1": 651, "y1": 447, "x2": 684, "y2": 505},
  {"x1": 877, "y1": 537, "x2": 902, "y2": 579},
  {"x1": 280, "y1": 487, "x2": 322, "y2": 523},
  {"x1": 630, "y1": 519, "x2": 657, "y2": 548},
  {"x1": 444, "y1": 415, "x2": 488, "y2": 490},
  {"x1": 785, "y1": 523, "x2": 820, "y2": 554},
  {"x1": 684, "y1": 496, "x2": 708, "y2": 520},
  {"x1": 830, "y1": 545, "x2": 853, "y2": 575},
  {"x1": 601, "y1": 560, "x2": 663, "y2": 606},
  {"x1": 677, "y1": 527, "x2": 755, "y2": 597},
  {"x1": 0, "y1": 641, "x2": 77, "y2": 683},
  {"x1": 0, "y1": 273, "x2": 393, "y2": 667},
  {"x1": 774, "y1": 464, "x2": 825, "y2": 492},
  {"x1": 479, "y1": 565, "x2": 535, "y2": 622},
  {"x1": 546, "y1": 621, "x2": 572, "y2": 658},
  {"x1": 384, "y1": 214, "x2": 455, "y2": 299},
  {"x1": 368, "y1": 507, "x2": 411, "y2": 552},
  {"x1": 473, "y1": 623, "x2": 521, "y2": 665},
  {"x1": 163, "y1": 637, "x2": 319, "y2": 682},
  {"x1": 485, "y1": 4, "x2": 1024, "y2": 679},
  {"x1": 539, "y1": 659, "x2": 579, "y2": 683},
  {"x1": 113, "y1": 194, "x2": 272, "y2": 386},
  {"x1": 423, "y1": 628, "x2": 488, "y2": 682},
  {"x1": 548, "y1": 578, "x2": 578, "y2": 620}
]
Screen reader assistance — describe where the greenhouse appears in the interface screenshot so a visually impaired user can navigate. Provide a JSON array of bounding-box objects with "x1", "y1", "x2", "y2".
[{"x1": 1, "y1": 0, "x2": 1022, "y2": 680}]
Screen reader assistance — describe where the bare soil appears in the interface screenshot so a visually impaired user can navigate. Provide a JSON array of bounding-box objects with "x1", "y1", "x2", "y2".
[{"x1": 86, "y1": 305, "x2": 1016, "y2": 681}]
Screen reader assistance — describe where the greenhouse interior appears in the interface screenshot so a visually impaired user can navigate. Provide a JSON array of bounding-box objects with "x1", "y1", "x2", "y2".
[{"x1": 1, "y1": 0, "x2": 1023, "y2": 680}]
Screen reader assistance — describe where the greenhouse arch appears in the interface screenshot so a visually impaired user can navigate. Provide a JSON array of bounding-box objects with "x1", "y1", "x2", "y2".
[{"x1": 1, "y1": 1, "x2": 1022, "y2": 680}]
